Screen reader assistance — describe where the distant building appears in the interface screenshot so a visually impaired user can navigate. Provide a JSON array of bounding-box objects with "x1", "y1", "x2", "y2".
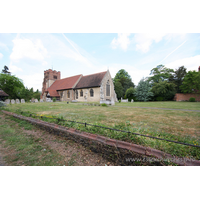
[
  {"x1": 0, "y1": 88, "x2": 9, "y2": 101},
  {"x1": 41, "y1": 69, "x2": 117, "y2": 102}
]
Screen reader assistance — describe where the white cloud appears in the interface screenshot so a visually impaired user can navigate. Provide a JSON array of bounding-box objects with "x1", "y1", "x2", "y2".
[
  {"x1": 111, "y1": 33, "x2": 131, "y2": 51},
  {"x1": 134, "y1": 33, "x2": 168, "y2": 53},
  {"x1": 19, "y1": 73, "x2": 43, "y2": 91},
  {"x1": 61, "y1": 34, "x2": 97, "y2": 69},
  {"x1": 102, "y1": 63, "x2": 150, "y2": 86},
  {"x1": 10, "y1": 38, "x2": 48, "y2": 62},
  {"x1": 134, "y1": 33, "x2": 187, "y2": 53},
  {"x1": 9, "y1": 64, "x2": 23, "y2": 73},
  {"x1": 0, "y1": 53, "x2": 3, "y2": 59},
  {"x1": 165, "y1": 55, "x2": 200, "y2": 72}
]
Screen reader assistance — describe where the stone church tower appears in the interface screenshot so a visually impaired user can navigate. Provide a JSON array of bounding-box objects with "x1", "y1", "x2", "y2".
[{"x1": 41, "y1": 69, "x2": 61, "y2": 97}]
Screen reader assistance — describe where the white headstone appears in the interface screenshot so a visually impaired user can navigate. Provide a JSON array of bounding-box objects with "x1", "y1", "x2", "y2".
[
  {"x1": 131, "y1": 99, "x2": 134, "y2": 102},
  {"x1": 21, "y1": 99, "x2": 25, "y2": 103},
  {"x1": 16, "y1": 99, "x2": 20, "y2": 104},
  {"x1": 46, "y1": 98, "x2": 51, "y2": 102},
  {"x1": 111, "y1": 97, "x2": 115, "y2": 105},
  {"x1": 121, "y1": 98, "x2": 128, "y2": 102},
  {"x1": 40, "y1": 99, "x2": 43, "y2": 102},
  {"x1": 11, "y1": 99, "x2": 15, "y2": 104},
  {"x1": 35, "y1": 99, "x2": 38, "y2": 103},
  {"x1": 5, "y1": 99, "x2": 10, "y2": 104}
]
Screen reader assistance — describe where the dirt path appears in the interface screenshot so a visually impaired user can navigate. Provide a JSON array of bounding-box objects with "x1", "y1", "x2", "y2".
[{"x1": 0, "y1": 113, "x2": 115, "y2": 166}]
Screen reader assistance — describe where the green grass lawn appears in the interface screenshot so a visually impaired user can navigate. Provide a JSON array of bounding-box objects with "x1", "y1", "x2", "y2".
[
  {"x1": 3, "y1": 101, "x2": 200, "y2": 160},
  {"x1": 0, "y1": 112, "x2": 66, "y2": 166},
  {"x1": 116, "y1": 101, "x2": 200, "y2": 110}
]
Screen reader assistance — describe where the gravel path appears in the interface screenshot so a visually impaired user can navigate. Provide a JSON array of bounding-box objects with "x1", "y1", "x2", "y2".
[{"x1": 115, "y1": 106, "x2": 200, "y2": 112}]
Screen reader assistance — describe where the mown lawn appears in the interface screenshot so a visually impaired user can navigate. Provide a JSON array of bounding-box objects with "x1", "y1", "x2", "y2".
[
  {"x1": 3, "y1": 101, "x2": 200, "y2": 160},
  {"x1": 116, "y1": 101, "x2": 200, "y2": 110},
  {"x1": 0, "y1": 112, "x2": 66, "y2": 166}
]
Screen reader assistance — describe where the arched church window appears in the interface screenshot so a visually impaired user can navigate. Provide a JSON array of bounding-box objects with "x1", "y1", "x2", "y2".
[
  {"x1": 76, "y1": 90, "x2": 78, "y2": 99},
  {"x1": 67, "y1": 91, "x2": 70, "y2": 98},
  {"x1": 90, "y1": 89, "x2": 94, "y2": 97},
  {"x1": 106, "y1": 80, "x2": 110, "y2": 96},
  {"x1": 80, "y1": 89, "x2": 83, "y2": 97}
]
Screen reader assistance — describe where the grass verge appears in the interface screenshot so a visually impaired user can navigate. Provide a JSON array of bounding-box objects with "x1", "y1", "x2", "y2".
[
  {"x1": 0, "y1": 111, "x2": 67, "y2": 166},
  {"x1": 7, "y1": 108, "x2": 200, "y2": 161}
]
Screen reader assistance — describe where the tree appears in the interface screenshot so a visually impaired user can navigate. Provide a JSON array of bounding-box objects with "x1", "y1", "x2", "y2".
[
  {"x1": 114, "y1": 81, "x2": 123, "y2": 99},
  {"x1": 148, "y1": 64, "x2": 174, "y2": 85},
  {"x1": 1, "y1": 65, "x2": 11, "y2": 74},
  {"x1": 125, "y1": 87, "x2": 136, "y2": 101},
  {"x1": 168, "y1": 66, "x2": 187, "y2": 93},
  {"x1": 0, "y1": 73, "x2": 24, "y2": 99},
  {"x1": 151, "y1": 80, "x2": 176, "y2": 101},
  {"x1": 33, "y1": 89, "x2": 41, "y2": 100},
  {"x1": 17, "y1": 87, "x2": 41, "y2": 102},
  {"x1": 113, "y1": 69, "x2": 135, "y2": 97},
  {"x1": 134, "y1": 78, "x2": 154, "y2": 101},
  {"x1": 180, "y1": 70, "x2": 200, "y2": 94}
]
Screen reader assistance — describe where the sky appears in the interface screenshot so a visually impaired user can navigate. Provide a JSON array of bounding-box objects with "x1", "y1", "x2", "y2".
[
  {"x1": 0, "y1": 33, "x2": 199, "y2": 91},
  {"x1": 0, "y1": 1, "x2": 200, "y2": 92}
]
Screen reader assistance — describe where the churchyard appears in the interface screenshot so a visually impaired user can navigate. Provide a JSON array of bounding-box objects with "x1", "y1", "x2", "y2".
[{"x1": 1, "y1": 100, "x2": 200, "y2": 164}]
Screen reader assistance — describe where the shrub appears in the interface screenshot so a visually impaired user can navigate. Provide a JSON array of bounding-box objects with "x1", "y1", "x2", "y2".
[
  {"x1": 189, "y1": 97, "x2": 196, "y2": 102},
  {"x1": 156, "y1": 96, "x2": 164, "y2": 101},
  {"x1": 118, "y1": 100, "x2": 121, "y2": 103},
  {"x1": 53, "y1": 97, "x2": 56, "y2": 102},
  {"x1": 101, "y1": 103, "x2": 108, "y2": 107}
]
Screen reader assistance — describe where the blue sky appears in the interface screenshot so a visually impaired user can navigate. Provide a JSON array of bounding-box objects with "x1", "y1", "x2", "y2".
[{"x1": 0, "y1": 33, "x2": 199, "y2": 91}]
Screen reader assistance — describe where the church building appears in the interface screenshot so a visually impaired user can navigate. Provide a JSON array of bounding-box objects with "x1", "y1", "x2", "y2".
[{"x1": 41, "y1": 69, "x2": 117, "y2": 102}]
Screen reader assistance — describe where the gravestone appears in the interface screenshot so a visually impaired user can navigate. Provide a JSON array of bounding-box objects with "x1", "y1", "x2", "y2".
[
  {"x1": 5, "y1": 99, "x2": 10, "y2": 104},
  {"x1": 111, "y1": 97, "x2": 115, "y2": 106},
  {"x1": 11, "y1": 99, "x2": 15, "y2": 104},
  {"x1": 121, "y1": 97, "x2": 128, "y2": 102},
  {"x1": 40, "y1": 99, "x2": 43, "y2": 102},
  {"x1": 131, "y1": 99, "x2": 134, "y2": 103},
  {"x1": 100, "y1": 100, "x2": 110, "y2": 105},
  {"x1": 46, "y1": 98, "x2": 51, "y2": 102},
  {"x1": 35, "y1": 99, "x2": 38, "y2": 103},
  {"x1": 31, "y1": 98, "x2": 35, "y2": 103},
  {"x1": 21, "y1": 99, "x2": 25, "y2": 103},
  {"x1": 16, "y1": 99, "x2": 20, "y2": 104}
]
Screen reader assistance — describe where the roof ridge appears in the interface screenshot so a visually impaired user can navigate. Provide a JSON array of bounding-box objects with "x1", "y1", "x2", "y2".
[
  {"x1": 82, "y1": 71, "x2": 107, "y2": 77},
  {"x1": 56, "y1": 74, "x2": 82, "y2": 81}
]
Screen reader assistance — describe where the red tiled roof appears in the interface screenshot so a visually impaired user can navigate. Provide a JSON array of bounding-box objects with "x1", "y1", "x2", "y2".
[
  {"x1": 48, "y1": 90, "x2": 60, "y2": 97},
  {"x1": 75, "y1": 71, "x2": 107, "y2": 89},
  {"x1": 0, "y1": 88, "x2": 9, "y2": 96},
  {"x1": 48, "y1": 74, "x2": 82, "y2": 91},
  {"x1": 45, "y1": 74, "x2": 82, "y2": 97}
]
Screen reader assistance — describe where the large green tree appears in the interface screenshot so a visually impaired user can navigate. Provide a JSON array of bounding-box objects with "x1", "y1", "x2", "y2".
[
  {"x1": 0, "y1": 73, "x2": 24, "y2": 99},
  {"x1": 113, "y1": 69, "x2": 135, "y2": 98},
  {"x1": 148, "y1": 64, "x2": 174, "y2": 85},
  {"x1": 151, "y1": 80, "x2": 176, "y2": 101},
  {"x1": 134, "y1": 78, "x2": 154, "y2": 101},
  {"x1": 114, "y1": 81, "x2": 124, "y2": 99},
  {"x1": 180, "y1": 70, "x2": 200, "y2": 94},
  {"x1": 168, "y1": 66, "x2": 187, "y2": 93},
  {"x1": 125, "y1": 87, "x2": 136, "y2": 101}
]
